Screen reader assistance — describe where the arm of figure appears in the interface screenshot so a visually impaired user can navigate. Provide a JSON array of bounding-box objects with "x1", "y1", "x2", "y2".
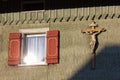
[
  {"x1": 94, "y1": 28, "x2": 106, "y2": 33},
  {"x1": 81, "y1": 29, "x2": 92, "y2": 34}
]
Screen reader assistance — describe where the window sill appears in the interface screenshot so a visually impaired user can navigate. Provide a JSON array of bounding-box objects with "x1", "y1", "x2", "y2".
[{"x1": 18, "y1": 63, "x2": 48, "y2": 66}]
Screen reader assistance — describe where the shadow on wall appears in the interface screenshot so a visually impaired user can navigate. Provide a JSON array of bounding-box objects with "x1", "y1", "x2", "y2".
[{"x1": 68, "y1": 45, "x2": 120, "y2": 80}]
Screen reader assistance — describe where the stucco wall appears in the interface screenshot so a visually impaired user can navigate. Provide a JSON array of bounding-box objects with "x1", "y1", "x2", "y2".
[{"x1": 0, "y1": 19, "x2": 120, "y2": 80}]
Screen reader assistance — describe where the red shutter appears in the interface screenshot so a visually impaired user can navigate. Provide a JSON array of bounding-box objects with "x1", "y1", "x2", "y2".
[
  {"x1": 46, "y1": 30, "x2": 59, "y2": 64},
  {"x1": 8, "y1": 33, "x2": 21, "y2": 65}
]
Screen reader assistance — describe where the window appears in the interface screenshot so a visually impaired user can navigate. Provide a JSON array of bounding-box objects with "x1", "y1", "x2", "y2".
[
  {"x1": 21, "y1": 0, "x2": 45, "y2": 11},
  {"x1": 21, "y1": 34, "x2": 46, "y2": 65},
  {"x1": 0, "y1": 0, "x2": 21, "y2": 13},
  {"x1": 8, "y1": 28, "x2": 59, "y2": 66}
]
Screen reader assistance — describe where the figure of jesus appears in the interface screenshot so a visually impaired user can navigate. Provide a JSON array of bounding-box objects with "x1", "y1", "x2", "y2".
[
  {"x1": 89, "y1": 32, "x2": 98, "y2": 53},
  {"x1": 82, "y1": 21, "x2": 105, "y2": 53}
]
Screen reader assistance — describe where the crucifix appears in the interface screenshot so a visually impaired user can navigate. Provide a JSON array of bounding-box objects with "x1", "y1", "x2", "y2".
[{"x1": 81, "y1": 21, "x2": 106, "y2": 69}]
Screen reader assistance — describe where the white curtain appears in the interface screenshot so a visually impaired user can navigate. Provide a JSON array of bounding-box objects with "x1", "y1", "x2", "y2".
[{"x1": 24, "y1": 35, "x2": 45, "y2": 64}]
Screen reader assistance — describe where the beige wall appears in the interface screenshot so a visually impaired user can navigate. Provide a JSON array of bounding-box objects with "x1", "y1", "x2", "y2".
[
  {"x1": 0, "y1": 18, "x2": 120, "y2": 80},
  {"x1": 0, "y1": 5, "x2": 120, "y2": 80}
]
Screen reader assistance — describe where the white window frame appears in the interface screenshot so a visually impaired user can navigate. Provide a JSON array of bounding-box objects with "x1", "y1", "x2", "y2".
[{"x1": 19, "y1": 28, "x2": 49, "y2": 66}]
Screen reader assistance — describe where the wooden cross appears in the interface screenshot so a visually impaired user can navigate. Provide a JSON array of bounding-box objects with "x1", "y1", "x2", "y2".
[{"x1": 81, "y1": 21, "x2": 106, "y2": 69}]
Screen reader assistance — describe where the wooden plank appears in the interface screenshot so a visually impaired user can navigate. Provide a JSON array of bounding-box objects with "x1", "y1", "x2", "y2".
[
  {"x1": 83, "y1": 7, "x2": 89, "y2": 20},
  {"x1": 56, "y1": 9, "x2": 64, "y2": 22},
  {"x1": 29, "y1": 11, "x2": 38, "y2": 23},
  {"x1": 6, "y1": 13, "x2": 14, "y2": 25},
  {"x1": 50, "y1": 10, "x2": 57, "y2": 22},
  {"x1": 78, "y1": 8, "x2": 84, "y2": 21},
  {"x1": 1, "y1": 14, "x2": 8, "y2": 25},
  {"x1": 44, "y1": 10, "x2": 50, "y2": 23},
  {"x1": 19, "y1": 12, "x2": 27, "y2": 24},
  {"x1": 37, "y1": 11, "x2": 44, "y2": 23},
  {"x1": 95, "y1": 7, "x2": 102, "y2": 19},
  {"x1": 101, "y1": 6, "x2": 109, "y2": 19},
  {"x1": 115, "y1": 6, "x2": 120, "y2": 18},
  {"x1": 70, "y1": 8, "x2": 77, "y2": 21},
  {"x1": 13, "y1": 12, "x2": 20, "y2": 25},
  {"x1": 89, "y1": 7, "x2": 96, "y2": 20},
  {"x1": 108, "y1": 6, "x2": 115, "y2": 19},
  {"x1": 63, "y1": 9, "x2": 71, "y2": 22}
]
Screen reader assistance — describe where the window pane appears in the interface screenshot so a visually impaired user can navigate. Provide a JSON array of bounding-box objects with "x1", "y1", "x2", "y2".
[
  {"x1": 37, "y1": 36, "x2": 45, "y2": 62},
  {"x1": 23, "y1": 35, "x2": 46, "y2": 65}
]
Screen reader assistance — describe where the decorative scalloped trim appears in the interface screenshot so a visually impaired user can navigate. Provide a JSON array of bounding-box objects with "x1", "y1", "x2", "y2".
[{"x1": 0, "y1": 6, "x2": 120, "y2": 25}]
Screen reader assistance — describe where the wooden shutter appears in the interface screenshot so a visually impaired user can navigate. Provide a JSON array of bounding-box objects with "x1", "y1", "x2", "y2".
[
  {"x1": 46, "y1": 30, "x2": 59, "y2": 64},
  {"x1": 8, "y1": 33, "x2": 21, "y2": 65}
]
